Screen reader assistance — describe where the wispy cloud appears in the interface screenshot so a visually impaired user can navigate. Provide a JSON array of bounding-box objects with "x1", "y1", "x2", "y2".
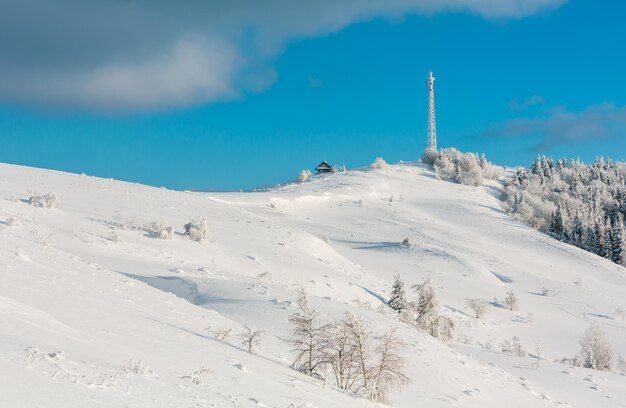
[
  {"x1": 482, "y1": 102, "x2": 626, "y2": 151},
  {"x1": 0, "y1": 0, "x2": 566, "y2": 112},
  {"x1": 508, "y1": 95, "x2": 546, "y2": 111}
]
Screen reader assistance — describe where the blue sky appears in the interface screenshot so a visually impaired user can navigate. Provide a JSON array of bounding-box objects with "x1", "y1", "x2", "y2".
[{"x1": 1, "y1": 0, "x2": 625, "y2": 190}]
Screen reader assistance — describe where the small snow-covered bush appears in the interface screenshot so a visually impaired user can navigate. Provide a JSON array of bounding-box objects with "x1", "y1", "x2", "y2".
[
  {"x1": 27, "y1": 191, "x2": 60, "y2": 209},
  {"x1": 401, "y1": 237, "x2": 418, "y2": 248},
  {"x1": 5, "y1": 217, "x2": 21, "y2": 227},
  {"x1": 147, "y1": 221, "x2": 173, "y2": 240},
  {"x1": 557, "y1": 356, "x2": 582, "y2": 367},
  {"x1": 540, "y1": 287, "x2": 557, "y2": 297},
  {"x1": 296, "y1": 169, "x2": 312, "y2": 183},
  {"x1": 501, "y1": 336, "x2": 527, "y2": 357},
  {"x1": 503, "y1": 291, "x2": 519, "y2": 311},
  {"x1": 466, "y1": 298, "x2": 489, "y2": 319},
  {"x1": 617, "y1": 354, "x2": 626, "y2": 375},
  {"x1": 370, "y1": 157, "x2": 389, "y2": 170},
  {"x1": 183, "y1": 218, "x2": 209, "y2": 242},
  {"x1": 580, "y1": 324, "x2": 612, "y2": 371}
]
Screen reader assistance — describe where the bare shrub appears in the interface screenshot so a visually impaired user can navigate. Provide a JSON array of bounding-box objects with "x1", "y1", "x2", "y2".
[
  {"x1": 558, "y1": 356, "x2": 582, "y2": 367},
  {"x1": 239, "y1": 323, "x2": 263, "y2": 354},
  {"x1": 503, "y1": 291, "x2": 519, "y2": 311},
  {"x1": 580, "y1": 324, "x2": 612, "y2": 371},
  {"x1": 27, "y1": 191, "x2": 59, "y2": 209},
  {"x1": 182, "y1": 367, "x2": 212, "y2": 385},
  {"x1": 500, "y1": 336, "x2": 527, "y2": 357},
  {"x1": 184, "y1": 218, "x2": 209, "y2": 242},
  {"x1": 466, "y1": 298, "x2": 489, "y2": 319},
  {"x1": 208, "y1": 328, "x2": 232, "y2": 341},
  {"x1": 124, "y1": 358, "x2": 154, "y2": 376},
  {"x1": 541, "y1": 287, "x2": 557, "y2": 297}
]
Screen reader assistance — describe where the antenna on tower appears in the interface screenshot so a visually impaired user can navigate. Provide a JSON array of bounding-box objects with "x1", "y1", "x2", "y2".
[{"x1": 427, "y1": 70, "x2": 437, "y2": 151}]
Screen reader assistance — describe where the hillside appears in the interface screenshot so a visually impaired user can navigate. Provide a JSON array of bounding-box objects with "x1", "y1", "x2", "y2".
[{"x1": 1, "y1": 161, "x2": 625, "y2": 408}]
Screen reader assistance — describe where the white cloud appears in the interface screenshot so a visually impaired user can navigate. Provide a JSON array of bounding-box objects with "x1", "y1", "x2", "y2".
[
  {"x1": 0, "y1": 0, "x2": 566, "y2": 111},
  {"x1": 508, "y1": 95, "x2": 546, "y2": 111},
  {"x1": 483, "y1": 102, "x2": 626, "y2": 150}
]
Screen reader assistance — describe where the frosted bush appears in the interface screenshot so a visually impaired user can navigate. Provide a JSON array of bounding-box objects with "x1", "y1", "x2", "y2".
[
  {"x1": 617, "y1": 354, "x2": 626, "y2": 375},
  {"x1": 503, "y1": 291, "x2": 519, "y2": 311},
  {"x1": 183, "y1": 218, "x2": 209, "y2": 242},
  {"x1": 370, "y1": 157, "x2": 389, "y2": 170},
  {"x1": 27, "y1": 191, "x2": 60, "y2": 209},
  {"x1": 147, "y1": 221, "x2": 173, "y2": 240},
  {"x1": 296, "y1": 169, "x2": 312, "y2": 183},
  {"x1": 580, "y1": 324, "x2": 612, "y2": 371},
  {"x1": 421, "y1": 148, "x2": 499, "y2": 187},
  {"x1": 501, "y1": 336, "x2": 527, "y2": 357}
]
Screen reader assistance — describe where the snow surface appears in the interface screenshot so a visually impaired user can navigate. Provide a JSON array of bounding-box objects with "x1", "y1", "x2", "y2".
[{"x1": 1, "y1": 161, "x2": 625, "y2": 407}]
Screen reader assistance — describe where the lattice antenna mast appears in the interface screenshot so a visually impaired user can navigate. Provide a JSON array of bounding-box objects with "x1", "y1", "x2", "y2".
[{"x1": 427, "y1": 70, "x2": 437, "y2": 150}]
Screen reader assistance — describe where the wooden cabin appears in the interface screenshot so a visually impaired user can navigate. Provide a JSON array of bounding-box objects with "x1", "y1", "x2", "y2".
[{"x1": 315, "y1": 161, "x2": 333, "y2": 175}]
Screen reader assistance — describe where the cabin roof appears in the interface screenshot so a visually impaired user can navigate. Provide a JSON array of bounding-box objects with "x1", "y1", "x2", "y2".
[{"x1": 315, "y1": 161, "x2": 332, "y2": 169}]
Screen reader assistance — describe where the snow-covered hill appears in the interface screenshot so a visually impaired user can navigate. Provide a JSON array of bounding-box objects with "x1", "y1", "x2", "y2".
[{"x1": 1, "y1": 161, "x2": 625, "y2": 408}]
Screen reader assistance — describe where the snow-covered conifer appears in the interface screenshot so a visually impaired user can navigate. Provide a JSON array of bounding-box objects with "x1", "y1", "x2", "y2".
[{"x1": 387, "y1": 275, "x2": 408, "y2": 313}]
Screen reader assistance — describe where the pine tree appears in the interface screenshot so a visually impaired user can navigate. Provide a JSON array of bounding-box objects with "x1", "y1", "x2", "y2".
[
  {"x1": 549, "y1": 206, "x2": 564, "y2": 240},
  {"x1": 387, "y1": 275, "x2": 408, "y2": 313},
  {"x1": 611, "y1": 215, "x2": 625, "y2": 264},
  {"x1": 584, "y1": 225, "x2": 598, "y2": 253},
  {"x1": 572, "y1": 210, "x2": 584, "y2": 247}
]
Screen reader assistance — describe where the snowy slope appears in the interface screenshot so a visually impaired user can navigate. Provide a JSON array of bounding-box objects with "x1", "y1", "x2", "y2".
[{"x1": 1, "y1": 161, "x2": 625, "y2": 408}]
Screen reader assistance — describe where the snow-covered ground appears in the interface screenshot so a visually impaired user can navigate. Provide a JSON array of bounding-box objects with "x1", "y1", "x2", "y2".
[{"x1": 1, "y1": 161, "x2": 625, "y2": 408}]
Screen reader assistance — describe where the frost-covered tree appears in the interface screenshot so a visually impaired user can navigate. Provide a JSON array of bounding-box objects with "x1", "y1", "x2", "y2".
[
  {"x1": 466, "y1": 298, "x2": 489, "y2": 319},
  {"x1": 549, "y1": 206, "x2": 565, "y2": 240},
  {"x1": 369, "y1": 328, "x2": 410, "y2": 404},
  {"x1": 413, "y1": 276, "x2": 455, "y2": 341},
  {"x1": 285, "y1": 287, "x2": 326, "y2": 378},
  {"x1": 504, "y1": 155, "x2": 626, "y2": 264},
  {"x1": 239, "y1": 323, "x2": 263, "y2": 354},
  {"x1": 503, "y1": 291, "x2": 519, "y2": 312},
  {"x1": 579, "y1": 324, "x2": 612, "y2": 371},
  {"x1": 421, "y1": 148, "x2": 499, "y2": 187},
  {"x1": 387, "y1": 275, "x2": 408, "y2": 313}
]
